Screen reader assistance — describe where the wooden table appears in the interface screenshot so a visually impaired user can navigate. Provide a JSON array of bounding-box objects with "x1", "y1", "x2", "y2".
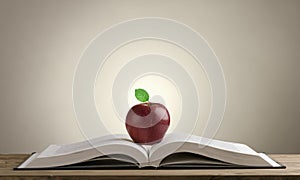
[{"x1": 0, "y1": 154, "x2": 299, "y2": 179}]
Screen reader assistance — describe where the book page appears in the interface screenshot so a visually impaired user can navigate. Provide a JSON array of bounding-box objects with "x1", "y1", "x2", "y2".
[
  {"x1": 26, "y1": 139, "x2": 149, "y2": 168},
  {"x1": 150, "y1": 133, "x2": 257, "y2": 156},
  {"x1": 39, "y1": 134, "x2": 132, "y2": 157},
  {"x1": 149, "y1": 133, "x2": 272, "y2": 167},
  {"x1": 159, "y1": 152, "x2": 231, "y2": 167},
  {"x1": 187, "y1": 135, "x2": 258, "y2": 155},
  {"x1": 28, "y1": 134, "x2": 151, "y2": 168}
]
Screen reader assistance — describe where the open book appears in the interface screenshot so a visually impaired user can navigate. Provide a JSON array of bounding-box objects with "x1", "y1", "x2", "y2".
[{"x1": 15, "y1": 133, "x2": 284, "y2": 169}]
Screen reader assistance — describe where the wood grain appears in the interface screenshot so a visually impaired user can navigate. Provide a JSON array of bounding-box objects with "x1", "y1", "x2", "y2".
[{"x1": 0, "y1": 154, "x2": 299, "y2": 179}]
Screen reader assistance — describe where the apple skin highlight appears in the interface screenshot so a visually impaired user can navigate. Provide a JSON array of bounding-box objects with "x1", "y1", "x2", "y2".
[{"x1": 125, "y1": 102, "x2": 170, "y2": 144}]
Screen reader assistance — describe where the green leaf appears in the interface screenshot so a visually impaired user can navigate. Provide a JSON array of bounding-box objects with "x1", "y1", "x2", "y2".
[{"x1": 135, "y1": 88, "x2": 149, "y2": 102}]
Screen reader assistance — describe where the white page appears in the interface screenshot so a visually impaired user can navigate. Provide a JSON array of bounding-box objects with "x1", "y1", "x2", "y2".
[
  {"x1": 53, "y1": 134, "x2": 131, "y2": 156},
  {"x1": 151, "y1": 133, "x2": 257, "y2": 156}
]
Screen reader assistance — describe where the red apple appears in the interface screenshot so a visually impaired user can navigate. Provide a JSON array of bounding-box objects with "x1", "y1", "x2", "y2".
[{"x1": 125, "y1": 102, "x2": 170, "y2": 144}]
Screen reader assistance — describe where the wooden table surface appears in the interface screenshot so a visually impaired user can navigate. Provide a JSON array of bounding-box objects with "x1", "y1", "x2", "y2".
[{"x1": 0, "y1": 154, "x2": 299, "y2": 179}]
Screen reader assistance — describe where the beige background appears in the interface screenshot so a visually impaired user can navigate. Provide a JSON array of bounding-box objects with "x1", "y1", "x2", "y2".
[{"x1": 0, "y1": 0, "x2": 299, "y2": 153}]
